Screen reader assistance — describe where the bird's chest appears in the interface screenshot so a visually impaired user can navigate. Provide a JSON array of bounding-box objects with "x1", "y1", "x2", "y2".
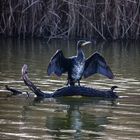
[{"x1": 72, "y1": 61, "x2": 85, "y2": 80}]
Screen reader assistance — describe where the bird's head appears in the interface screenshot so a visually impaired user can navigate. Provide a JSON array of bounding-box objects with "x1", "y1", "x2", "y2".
[{"x1": 77, "y1": 40, "x2": 91, "y2": 49}]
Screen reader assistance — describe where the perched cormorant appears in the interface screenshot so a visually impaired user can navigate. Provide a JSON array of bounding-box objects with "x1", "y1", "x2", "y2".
[{"x1": 47, "y1": 40, "x2": 114, "y2": 86}]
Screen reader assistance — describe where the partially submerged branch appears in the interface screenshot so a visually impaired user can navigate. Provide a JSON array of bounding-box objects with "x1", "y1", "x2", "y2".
[
  {"x1": 5, "y1": 85, "x2": 29, "y2": 97},
  {"x1": 21, "y1": 64, "x2": 118, "y2": 99},
  {"x1": 5, "y1": 85, "x2": 22, "y2": 96}
]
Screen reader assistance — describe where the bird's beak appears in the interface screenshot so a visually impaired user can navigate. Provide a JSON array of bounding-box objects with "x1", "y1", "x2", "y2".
[{"x1": 82, "y1": 41, "x2": 91, "y2": 46}]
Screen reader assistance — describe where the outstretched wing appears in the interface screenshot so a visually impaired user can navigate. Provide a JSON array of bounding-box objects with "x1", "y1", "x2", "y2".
[
  {"x1": 47, "y1": 50, "x2": 68, "y2": 76},
  {"x1": 83, "y1": 52, "x2": 114, "y2": 79}
]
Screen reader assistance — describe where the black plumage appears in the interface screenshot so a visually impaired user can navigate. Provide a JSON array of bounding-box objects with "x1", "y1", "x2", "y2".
[{"x1": 47, "y1": 40, "x2": 114, "y2": 86}]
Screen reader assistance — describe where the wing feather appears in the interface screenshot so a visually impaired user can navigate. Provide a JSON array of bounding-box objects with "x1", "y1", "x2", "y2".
[
  {"x1": 84, "y1": 52, "x2": 114, "y2": 79},
  {"x1": 47, "y1": 50, "x2": 67, "y2": 76}
]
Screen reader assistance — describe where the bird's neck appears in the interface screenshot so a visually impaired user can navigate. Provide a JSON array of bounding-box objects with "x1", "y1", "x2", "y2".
[{"x1": 77, "y1": 47, "x2": 85, "y2": 61}]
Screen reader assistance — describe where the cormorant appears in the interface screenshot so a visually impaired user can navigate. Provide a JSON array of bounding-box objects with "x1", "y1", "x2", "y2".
[{"x1": 47, "y1": 40, "x2": 114, "y2": 86}]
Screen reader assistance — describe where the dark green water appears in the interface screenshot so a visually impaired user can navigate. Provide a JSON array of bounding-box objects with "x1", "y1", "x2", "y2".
[{"x1": 0, "y1": 38, "x2": 140, "y2": 140}]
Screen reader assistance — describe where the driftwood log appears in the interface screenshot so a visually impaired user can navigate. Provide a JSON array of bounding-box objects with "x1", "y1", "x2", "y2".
[{"x1": 20, "y1": 64, "x2": 118, "y2": 99}]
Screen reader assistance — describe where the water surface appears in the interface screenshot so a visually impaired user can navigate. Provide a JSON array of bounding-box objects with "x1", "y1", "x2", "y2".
[{"x1": 0, "y1": 38, "x2": 140, "y2": 139}]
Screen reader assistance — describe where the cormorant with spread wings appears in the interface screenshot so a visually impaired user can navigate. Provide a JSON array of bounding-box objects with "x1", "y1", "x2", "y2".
[{"x1": 47, "y1": 40, "x2": 114, "y2": 86}]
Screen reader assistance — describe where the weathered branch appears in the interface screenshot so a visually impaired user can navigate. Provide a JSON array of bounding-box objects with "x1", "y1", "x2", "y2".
[
  {"x1": 5, "y1": 85, "x2": 29, "y2": 97},
  {"x1": 21, "y1": 64, "x2": 118, "y2": 99},
  {"x1": 5, "y1": 85, "x2": 22, "y2": 96}
]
